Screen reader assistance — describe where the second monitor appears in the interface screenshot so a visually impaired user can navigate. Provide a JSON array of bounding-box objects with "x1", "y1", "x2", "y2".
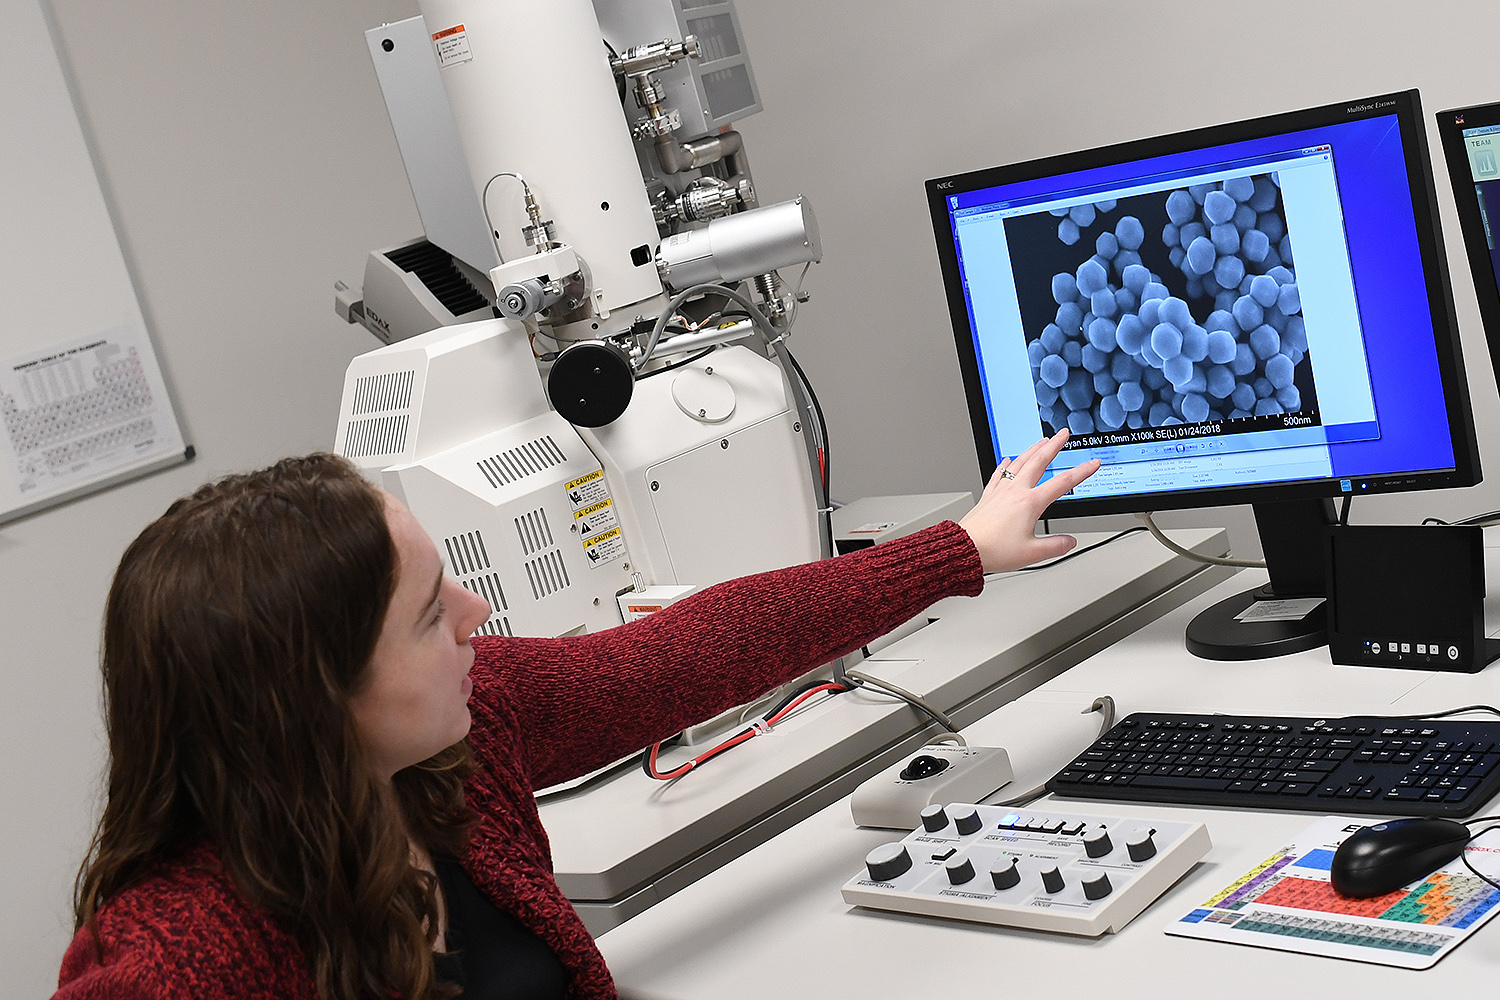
[{"x1": 926, "y1": 90, "x2": 1480, "y2": 659}]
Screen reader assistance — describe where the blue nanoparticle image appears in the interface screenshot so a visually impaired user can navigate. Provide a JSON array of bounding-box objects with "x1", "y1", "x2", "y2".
[
  {"x1": 1182, "y1": 393, "x2": 1210, "y2": 422},
  {"x1": 1062, "y1": 340, "x2": 1083, "y2": 367},
  {"x1": 1203, "y1": 190, "x2": 1235, "y2": 226},
  {"x1": 1232, "y1": 295, "x2": 1263, "y2": 332},
  {"x1": 1087, "y1": 317, "x2": 1117, "y2": 352},
  {"x1": 1096, "y1": 231, "x2": 1119, "y2": 259},
  {"x1": 1093, "y1": 371, "x2": 1118, "y2": 396},
  {"x1": 1058, "y1": 218, "x2": 1081, "y2": 245},
  {"x1": 1117, "y1": 381, "x2": 1145, "y2": 411},
  {"x1": 1254, "y1": 398, "x2": 1284, "y2": 417},
  {"x1": 1035, "y1": 379, "x2": 1060, "y2": 406},
  {"x1": 1076, "y1": 258, "x2": 1108, "y2": 297},
  {"x1": 1069, "y1": 203, "x2": 1096, "y2": 227},
  {"x1": 1093, "y1": 199, "x2": 1117, "y2": 213},
  {"x1": 1250, "y1": 274, "x2": 1280, "y2": 307},
  {"x1": 1083, "y1": 343, "x2": 1110, "y2": 373},
  {"x1": 1285, "y1": 316, "x2": 1308, "y2": 352},
  {"x1": 1160, "y1": 297, "x2": 1192, "y2": 330},
  {"x1": 1254, "y1": 377, "x2": 1274, "y2": 399},
  {"x1": 1027, "y1": 339, "x2": 1047, "y2": 367},
  {"x1": 1186, "y1": 236, "x2": 1216, "y2": 275},
  {"x1": 1231, "y1": 383, "x2": 1257, "y2": 411},
  {"x1": 1116, "y1": 216, "x2": 1145, "y2": 250},
  {"x1": 1114, "y1": 249, "x2": 1143, "y2": 272},
  {"x1": 1099, "y1": 395, "x2": 1126, "y2": 430},
  {"x1": 1206, "y1": 329, "x2": 1237, "y2": 365},
  {"x1": 1116, "y1": 314, "x2": 1147, "y2": 354},
  {"x1": 1061, "y1": 370, "x2": 1093, "y2": 411},
  {"x1": 1151, "y1": 322, "x2": 1184, "y2": 360},
  {"x1": 1162, "y1": 222, "x2": 1180, "y2": 247},
  {"x1": 1040, "y1": 354, "x2": 1069, "y2": 388},
  {"x1": 1258, "y1": 213, "x2": 1285, "y2": 244},
  {"x1": 1207, "y1": 364, "x2": 1236, "y2": 399},
  {"x1": 1122, "y1": 263, "x2": 1150, "y2": 295},
  {"x1": 1112, "y1": 352, "x2": 1142, "y2": 382},
  {"x1": 1090, "y1": 289, "x2": 1117, "y2": 318},
  {"x1": 1250, "y1": 177, "x2": 1277, "y2": 212},
  {"x1": 1180, "y1": 222, "x2": 1207, "y2": 249},
  {"x1": 1163, "y1": 354, "x2": 1193, "y2": 388},
  {"x1": 1041, "y1": 323, "x2": 1066, "y2": 353},
  {"x1": 1250, "y1": 324, "x2": 1281, "y2": 361},
  {"x1": 1276, "y1": 384, "x2": 1301, "y2": 411},
  {"x1": 1223, "y1": 176, "x2": 1255, "y2": 203},
  {"x1": 1278, "y1": 283, "x2": 1301, "y2": 315},
  {"x1": 1115, "y1": 288, "x2": 1137, "y2": 313},
  {"x1": 1231, "y1": 343, "x2": 1257, "y2": 376},
  {"x1": 1189, "y1": 183, "x2": 1213, "y2": 205},
  {"x1": 1143, "y1": 366, "x2": 1168, "y2": 391},
  {"x1": 1149, "y1": 401, "x2": 1174, "y2": 426},
  {"x1": 1051, "y1": 272, "x2": 1078, "y2": 304},
  {"x1": 1211, "y1": 223, "x2": 1240, "y2": 256},
  {"x1": 1169, "y1": 246, "x2": 1186, "y2": 269},
  {"x1": 1068, "y1": 410, "x2": 1096, "y2": 434},
  {"x1": 1057, "y1": 301, "x2": 1084, "y2": 336},
  {"x1": 1213, "y1": 255, "x2": 1245, "y2": 289},
  {"x1": 1240, "y1": 229, "x2": 1269, "y2": 263},
  {"x1": 1265, "y1": 353, "x2": 1295, "y2": 389},
  {"x1": 1166, "y1": 189, "x2": 1196, "y2": 225},
  {"x1": 1205, "y1": 310, "x2": 1234, "y2": 333},
  {"x1": 1143, "y1": 281, "x2": 1169, "y2": 302},
  {"x1": 1181, "y1": 324, "x2": 1208, "y2": 362},
  {"x1": 1232, "y1": 203, "x2": 1257, "y2": 232}
]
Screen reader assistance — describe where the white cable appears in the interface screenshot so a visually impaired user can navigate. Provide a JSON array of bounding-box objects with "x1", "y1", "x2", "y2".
[
  {"x1": 480, "y1": 171, "x2": 528, "y2": 260},
  {"x1": 987, "y1": 695, "x2": 1117, "y2": 807},
  {"x1": 1138, "y1": 511, "x2": 1266, "y2": 568},
  {"x1": 843, "y1": 668, "x2": 965, "y2": 746}
]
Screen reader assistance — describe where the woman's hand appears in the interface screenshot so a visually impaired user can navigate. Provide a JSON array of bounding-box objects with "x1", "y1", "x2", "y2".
[{"x1": 957, "y1": 429, "x2": 1102, "y2": 573}]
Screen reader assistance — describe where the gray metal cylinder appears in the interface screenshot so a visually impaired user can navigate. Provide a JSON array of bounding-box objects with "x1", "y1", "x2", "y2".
[{"x1": 657, "y1": 197, "x2": 821, "y2": 290}]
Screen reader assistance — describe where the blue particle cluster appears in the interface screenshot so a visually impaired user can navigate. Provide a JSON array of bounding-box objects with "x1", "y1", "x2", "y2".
[{"x1": 1031, "y1": 175, "x2": 1307, "y2": 436}]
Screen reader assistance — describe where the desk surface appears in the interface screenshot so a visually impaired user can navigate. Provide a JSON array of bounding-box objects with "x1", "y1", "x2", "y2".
[{"x1": 596, "y1": 556, "x2": 1500, "y2": 997}]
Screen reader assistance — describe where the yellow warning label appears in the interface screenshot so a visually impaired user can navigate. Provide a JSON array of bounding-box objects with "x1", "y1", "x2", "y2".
[
  {"x1": 581, "y1": 526, "x2": 621, "y2": 548},
  {"x1": 574, "y1": 498, "x2": 613, "y2": 519},
  {"x1": 565, "y1": 470, "x2": 603, "y2": 492}
]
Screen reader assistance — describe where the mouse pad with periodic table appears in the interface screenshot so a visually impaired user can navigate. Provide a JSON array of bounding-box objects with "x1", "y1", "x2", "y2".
[{"x1": 1166, "y1": 815, "x2": 1500, "y2": 968}]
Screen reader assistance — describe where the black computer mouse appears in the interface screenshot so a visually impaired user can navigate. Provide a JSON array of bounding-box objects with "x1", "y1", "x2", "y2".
[{"x1": 1330, "y1": 818, "x2": 1471, "y2": 898}]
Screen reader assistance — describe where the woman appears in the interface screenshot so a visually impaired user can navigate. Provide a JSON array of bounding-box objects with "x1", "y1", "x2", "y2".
[{"x1": 56, "y1": 432, "x2": 1097, "y2": 1000}]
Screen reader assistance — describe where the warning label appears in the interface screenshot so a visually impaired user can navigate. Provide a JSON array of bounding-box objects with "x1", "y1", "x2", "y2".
[
  {"x1": 580, "y1": 525, "x2": 626, "y2": 568},
  {"x1": 565, "y1": 469, "x2": 610, "y2": 509},
  {"x1": 573, "y1": 497, "x2": 618, "y2": 538},
  {"x1": 432, "y1": 24, "x2": 473, "y2": 67}
]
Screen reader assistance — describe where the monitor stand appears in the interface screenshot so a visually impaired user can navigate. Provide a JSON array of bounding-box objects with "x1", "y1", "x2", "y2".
[{"x1": 1185, "y1": 498, "x2": 1335, "y2": 660}]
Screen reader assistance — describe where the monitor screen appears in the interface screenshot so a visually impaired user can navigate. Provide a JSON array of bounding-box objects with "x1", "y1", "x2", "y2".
[
  {"x1": 1436, "y1": 101, "x2": 1500, "y2": 398},
  {"x1": 929, "y1": 90, "x2": 1479, "y2": 517}
]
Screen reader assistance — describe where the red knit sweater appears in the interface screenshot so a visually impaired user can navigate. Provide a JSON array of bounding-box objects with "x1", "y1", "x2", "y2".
[{"x1": 54, "y1": 521, "x2": 983, "y2": 999}]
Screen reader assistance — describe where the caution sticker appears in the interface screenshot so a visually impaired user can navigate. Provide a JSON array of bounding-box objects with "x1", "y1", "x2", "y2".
[
  {"x1": 565, "y1": 469, "x2": 610, "y2": 509},
  {"x1": 431, "y1": 24, "x2": 473, "y2": 67},
  {"x1": 573, "y1": 497, "x2": 619, "y2": 538},
  {"x1": 580, "y1": 525, "x2": 626, "y2": 568}
]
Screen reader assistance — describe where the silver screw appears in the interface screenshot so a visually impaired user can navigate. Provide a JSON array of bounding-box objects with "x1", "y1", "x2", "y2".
[
  {"x1": 651, "y1": 480, "x2": 659, "y2": 491},
  {"x1": 793, "y1": 421, "x2": 801, "y2": 432},
  {"x1": 720, "y1": 439, "x2": 729, "y2": 449}
]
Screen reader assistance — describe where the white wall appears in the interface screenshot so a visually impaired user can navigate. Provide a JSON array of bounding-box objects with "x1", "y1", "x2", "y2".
[{"x1": 6, "y1": 0, "x2": 1500, "y2": 994}]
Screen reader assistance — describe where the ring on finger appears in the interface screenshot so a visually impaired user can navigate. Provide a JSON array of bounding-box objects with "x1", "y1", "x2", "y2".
[{"x1": 998, "y1": 468, "x2": 1017, "y2": 481}]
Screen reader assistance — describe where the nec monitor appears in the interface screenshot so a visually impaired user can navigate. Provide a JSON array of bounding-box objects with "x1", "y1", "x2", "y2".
[
  {"x1": 1436, "y1": 100, "x2": 1500, "y2": 401},
  {"x1": 927, "y1": 90, "x2": 1480, "y2": 658}
]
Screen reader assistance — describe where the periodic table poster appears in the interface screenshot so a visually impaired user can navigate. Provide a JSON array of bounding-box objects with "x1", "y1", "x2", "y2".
[{"x1": 0, "y1": 0, "x2": 189, "y2": 525}]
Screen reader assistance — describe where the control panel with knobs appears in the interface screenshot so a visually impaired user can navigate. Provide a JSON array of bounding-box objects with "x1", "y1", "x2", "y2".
[{"x1": 842, "y1": 804, "x2": 1211, "y2": 935}]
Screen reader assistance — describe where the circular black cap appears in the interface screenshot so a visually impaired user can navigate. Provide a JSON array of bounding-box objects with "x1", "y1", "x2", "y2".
[{"x1": 548, "y1": 340, "x2": 634, "y2": 427}]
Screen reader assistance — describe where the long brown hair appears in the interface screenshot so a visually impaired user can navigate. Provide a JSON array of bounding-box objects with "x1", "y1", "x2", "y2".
[{"x1": 74, "y1": 453, "x2": 474, "y2": 999}]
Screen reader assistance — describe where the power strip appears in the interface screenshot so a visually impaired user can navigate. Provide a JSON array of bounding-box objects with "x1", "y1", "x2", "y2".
[{"x1": 841, "y1": 804, "x2": 1210, "y2": 935}]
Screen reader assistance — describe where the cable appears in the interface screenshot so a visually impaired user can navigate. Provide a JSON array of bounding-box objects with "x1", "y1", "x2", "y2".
[
  {"x1": 1013, "y1": 526, "x2": 1147, "y2": 573},
  {"x1": 638, "y1": 283, "x2": 782, "y2": 370},
  {"x1": 1138, "y1": 511, "x2": 1267, "y2": 568},
  {"x1": 841, "y1": 668, "x2": 962, "y2": 741},
  {"x1": 1461, "y1": 824, "x2": 1500, "y2": 893},
  {"x1": 642, "y1": 680, "x2": 848, "y2": 781},
  {"x1": 988, "y1": 696, "x2": 1117, "y2": 807},
  {"x1": 1426, "y1": 510, "x2": 1500, "y2": 527},
  {"x1": 779, "y1": 345, "x2": 830, "y2": 497},
  {"x1": 1368, "y1": 704, "x2": 1500, "y2": 721},
  {"x1": 635, "y1": 345, "x2": 711, "y2": 379},
  {"x1": 480, "y1": 172, "x2": 529, "y2": 259}
]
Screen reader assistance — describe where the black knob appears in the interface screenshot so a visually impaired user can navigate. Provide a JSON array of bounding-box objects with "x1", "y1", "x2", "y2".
[
  {"x1": 1127, "y1": 831, "x2": 1158, "y2": 862},
  {"x1": 900, "y1": 754, "x2": 950, "y2": 780},
  {"x1": 920, "y1": 804, "x2": 949, "y2": 833},
  {"x1": 865, "y1": 843, "x2": 912, "y2": 882},
  {"x1": 954, "y1": 808, "x2": 983, "y2": 835},
  {"x1": 1041, "y1": 867, "x2": 1065, "y2": 893},
  {"x1": 991, "y1": 859, "x2": 1021, "y2": 890},
  {"x1": 946, "y1": 856, "x2": 976, "y2": 885},
  {"x1": 1082, "y1": 872, "x2": 1113, "y2": 900},
  {"x1": 1084, "y1": 829, "x2": 1113, "y2": 858}
]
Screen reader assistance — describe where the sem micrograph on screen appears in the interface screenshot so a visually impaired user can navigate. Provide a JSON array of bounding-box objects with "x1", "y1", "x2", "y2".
[{"x1": 1006, "y1": 173, "x2": 1317, "y2": 446}]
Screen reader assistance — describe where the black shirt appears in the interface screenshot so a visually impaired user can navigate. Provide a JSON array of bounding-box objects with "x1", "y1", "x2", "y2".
[{"x1": 432, "y1": 854, "x2": 568, "y2": 1000}]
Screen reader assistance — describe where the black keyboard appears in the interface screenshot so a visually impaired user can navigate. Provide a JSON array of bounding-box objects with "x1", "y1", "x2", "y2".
[{"x1": 1046, "y1": 713, "x2": 1500, "y2": 818}]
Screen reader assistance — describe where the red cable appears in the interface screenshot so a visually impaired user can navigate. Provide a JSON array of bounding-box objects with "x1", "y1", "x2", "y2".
[{"x1": 643, "y1": 682, "x2": 847, "y2": 781}]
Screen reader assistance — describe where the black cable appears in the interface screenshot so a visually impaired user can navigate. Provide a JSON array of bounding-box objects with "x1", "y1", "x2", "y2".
[
  {"x1": 760, "y1": 678, "x2": 850, "y2": 721},
  {"x1": 1461, "y1": 823, "x2": 1500, "y2": 893},
  {"x1": 779, "y1": 346, "x2": 830, "y2": 496},
  {"x1": 1015, "y1": 525, "x2": 1148, "y2": 572},
  {"x1": 636, "y1": 346, "x2": 714, "y2": 379},
  {"x1": 1422, "y1": 509, "x2": 1500, "y2": 527},
  {"x1": 1371, "y1": 704, "x2": 1500, "y2": 721}
]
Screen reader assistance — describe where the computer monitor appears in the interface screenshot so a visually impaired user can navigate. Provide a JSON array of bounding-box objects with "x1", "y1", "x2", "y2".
[
  {"x1": 1436, "y1": 101, "x2": 1500, "y2": 395},
  {"x1": 927, "y1": 90, "x2": 1481, "y2": 659}
]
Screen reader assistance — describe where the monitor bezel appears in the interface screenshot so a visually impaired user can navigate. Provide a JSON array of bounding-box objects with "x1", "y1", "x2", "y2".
[
  {"x1": 927, "y1": 89, "x2": 1481, "y2": 518},
  {"x1": 1436, "y1": 100, "x2": 1500, "y2": 407}
]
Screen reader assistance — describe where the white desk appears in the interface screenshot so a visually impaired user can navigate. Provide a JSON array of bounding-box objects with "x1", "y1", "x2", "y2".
[
  {"x1": 596, "y1": 558, "x2": 1500, "y2": 997},
  {"x1": 543, "y1": 528, "x2": 1234, "y2": 932}
]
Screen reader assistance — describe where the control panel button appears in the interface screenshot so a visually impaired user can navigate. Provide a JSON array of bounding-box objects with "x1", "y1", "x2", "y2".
[
  {"x1": 945, "y1": 855, "x2": 976, "y2": 885},
  {"x1": 865, "y1": 843, "x2": 912, "y2": 882},
  {"x1": 1040, "y1": 866, "x2": 1066, "y2": 893},
  {"x1": 1083, "y1": 829, "x2": 1113, "y2": 858},
  {"x1": 954, "y1": 807, "x2": 983, "y2": 835},
  {"x1": 920, "y1": 804, "x2": 949, "y2": 833},
  {"x1": 1082, "y1": 872, "x2": 1113, "y2": 900},
  {"x1": 900, "y1": 754, "x2": 950, "y2": 781},
  {"x1": 1127, "y1": 830, "x2": 1157, "y2": 862},
  {"x1": 990, "y1": 858, "x2": 1021, "y2": 890}
]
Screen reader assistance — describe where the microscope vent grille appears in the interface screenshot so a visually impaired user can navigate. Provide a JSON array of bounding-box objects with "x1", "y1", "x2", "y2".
[
  {"x1": 350, "y1": 369, "x2": 415, "y2": 416},
  {"x1": 476, "y1": 436, "x2": 567, "y2": 488},
  {"x1": 523, "y1": 549, "x2": 571, "y2": 601},
  {"x1": 443, "y1": 529, "x2": 491, "y2": 576},
  {"x1": 342, "y1": 414, "x2": 409, "y2": 459},
  {"x1": 514, "y1": 508, "x2": 555, "y2": 556},
  {"x1": 462, "y1": 572, "x2": 511, "y2": 638}
]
